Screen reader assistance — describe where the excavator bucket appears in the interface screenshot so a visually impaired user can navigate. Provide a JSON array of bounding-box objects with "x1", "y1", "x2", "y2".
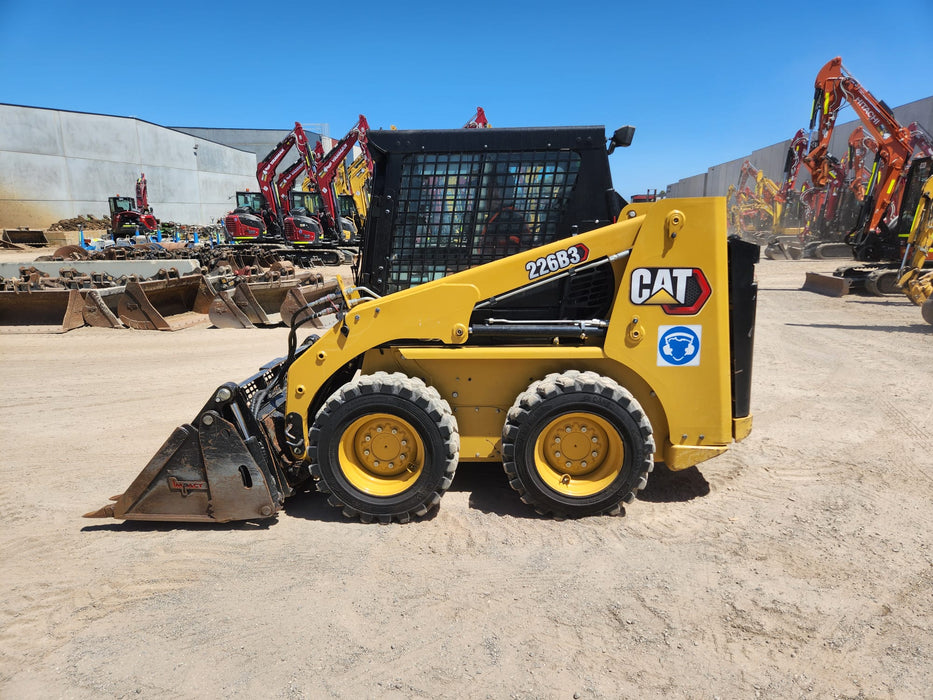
[
  {"x1": 279, "y1": 276, "x2": 337, "y2": 326},
  {"x1": 763, "y1": 238, "x2": 802, "y2": 260},
  {"x1": 0, "y1": 273, "x2": 215, "y2": 331},
  {"x1": 84, "y1": 380, "x2": 289, "y2": 523},
  {"x1": 209, "y1": 283, "x2": 271, "y2": 329},
  {"x1": 2, "y1": 228, "x2": 48, "y2": 247},
  {"x1": 82, "y1": 289, "x2": 125, "y2": 328},
  {"x1": 118, "y1": 277, "x2": 214, "y2": 331},
  {"x1": 208, "y1": 273, "x2": 326, "y2": 329}
]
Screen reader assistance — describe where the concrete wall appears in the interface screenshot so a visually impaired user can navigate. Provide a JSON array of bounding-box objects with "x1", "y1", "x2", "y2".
[
  {"x1": 171, "y1": 127, "x2": 321, "y2": 161},
  {"x1": 666, "y1": 96, "x2": 933, "y2": 197},
  {"x1": 0, "y1": 104, "x2": 258, "y2": 228},
  {"x1": 174, "y1": 127, "x2": 357, "y2": 177}
]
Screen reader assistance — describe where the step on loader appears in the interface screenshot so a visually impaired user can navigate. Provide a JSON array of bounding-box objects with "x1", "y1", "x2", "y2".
[{"x1": 85, "y1": 124, "x2": 759, "y2": 524}]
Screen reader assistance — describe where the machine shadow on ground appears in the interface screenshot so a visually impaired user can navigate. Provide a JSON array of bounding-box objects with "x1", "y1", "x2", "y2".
[
  {"x1": 637, "y1": 465, "x2": 711, "y2": 503},
  {"x1": 786, "y1": 321, "x2": 932, "y2": 334}
]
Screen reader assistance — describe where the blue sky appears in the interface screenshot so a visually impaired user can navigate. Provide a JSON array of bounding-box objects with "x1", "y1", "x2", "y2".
[{"x1": 2, "y1": 0, "x2": 931, "y2": 199}]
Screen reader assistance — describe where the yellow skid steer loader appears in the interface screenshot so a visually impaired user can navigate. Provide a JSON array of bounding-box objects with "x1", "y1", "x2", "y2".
[{"x1": 86, "y1": 125, "x2": 758, "y2": 524}]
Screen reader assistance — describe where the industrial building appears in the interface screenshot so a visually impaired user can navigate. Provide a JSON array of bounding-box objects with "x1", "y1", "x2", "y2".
[{"x1": 0, "y1": 104, "x2": 327, "y2": 230}]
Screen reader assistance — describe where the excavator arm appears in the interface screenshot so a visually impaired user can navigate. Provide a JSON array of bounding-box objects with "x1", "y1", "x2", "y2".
[
  {"x1": 779, "y1": 129, "x2": 808, "y2": 199},
  {"x1": 846, "y1": 127, "x2": 878, "y2": 201},
  {"x1": 306, "y1": 115, "x2": 371, "y2": 221},
  {"x1": 804, "y1": 57, "x2": 913, "y2": 240},
  {"x1": 275, "y1": 158, "x2": 308, "y2": 208},
  {"x1": 256, "y1": 122, "x2": 313, "y2": 230},
  {"x1": 464, "y1": 107, "x2": 490, "y2": 129},
  {"x1": 896, "y1": 173, "x2": 933, "y2": 323}
]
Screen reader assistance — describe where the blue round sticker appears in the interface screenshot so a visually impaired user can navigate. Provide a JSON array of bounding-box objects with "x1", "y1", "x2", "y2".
[{"x1": 659, "y1": 326, "x2": 700, "y2": 366}]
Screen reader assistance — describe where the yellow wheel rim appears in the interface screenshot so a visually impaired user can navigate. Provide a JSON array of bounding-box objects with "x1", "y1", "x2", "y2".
[
  {"x1": 533, "y1": 412, "x2": 624, "y2": 497},
  {"x1": 337, "y1": 413, "x2": 424, "y2": 496}
]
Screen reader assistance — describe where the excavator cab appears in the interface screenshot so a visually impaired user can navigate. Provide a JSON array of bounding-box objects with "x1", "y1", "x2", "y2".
[
  {"x1": 234, "y1": 192, "x2": 265, "y2": 215},
  {"x1": 108, "y1": 196, "x2": 158, "y2": 238}
]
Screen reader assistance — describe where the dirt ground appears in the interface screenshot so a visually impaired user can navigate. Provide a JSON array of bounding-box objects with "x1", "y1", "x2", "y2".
[{"x1": 1, "y1": 250, "x2": 931, "y2": 699}]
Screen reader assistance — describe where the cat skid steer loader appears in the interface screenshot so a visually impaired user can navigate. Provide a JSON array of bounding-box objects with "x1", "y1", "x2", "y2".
[{"x1": 85, "y1": 125, "x2": 758, "y2": 524}]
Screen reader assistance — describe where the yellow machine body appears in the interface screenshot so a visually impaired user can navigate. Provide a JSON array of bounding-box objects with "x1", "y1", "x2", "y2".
[
  {"x1": 284, "y1": 198, "x2": 743, "y2": 472},
  {"x1": 897, "y1": 175, "x2": 933, "y2": 324}
]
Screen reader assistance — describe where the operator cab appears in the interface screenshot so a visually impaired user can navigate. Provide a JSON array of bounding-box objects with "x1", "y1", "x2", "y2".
[{"x1": 235, "y1": 191, "x2": 265, "y2": 214}]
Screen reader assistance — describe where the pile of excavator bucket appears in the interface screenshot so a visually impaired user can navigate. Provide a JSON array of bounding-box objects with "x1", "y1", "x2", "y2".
[{"x1": 0, "y1": 243, "x2": 342, "y2": 332}]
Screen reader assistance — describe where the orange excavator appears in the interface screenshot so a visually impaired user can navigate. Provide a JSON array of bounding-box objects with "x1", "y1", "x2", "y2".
[
  {"x1": 803, "y1": 58, "x2": 917, "y2": 260},
  {"x1": 801, "y1": 57, "x2": 933, "y2": 295}
]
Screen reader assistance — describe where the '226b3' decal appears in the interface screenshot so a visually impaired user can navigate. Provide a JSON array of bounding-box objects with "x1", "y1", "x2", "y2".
[
  {"x1": 629, "y1": 267, "x2": 711, "y2": 315},
  {"x1": 525, "y1": 244, "x2": 590, "y2": 280}
]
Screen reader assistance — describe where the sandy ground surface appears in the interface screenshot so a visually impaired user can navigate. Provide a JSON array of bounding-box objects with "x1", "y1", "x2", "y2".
[{"x1": 1, "y1": 249, "x2": 931, "y2": 698}]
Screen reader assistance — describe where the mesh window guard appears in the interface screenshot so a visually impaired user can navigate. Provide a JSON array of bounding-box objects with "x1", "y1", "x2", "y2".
[{"x1": 386, "y1": 150, "x2": 582, "y2": 292}]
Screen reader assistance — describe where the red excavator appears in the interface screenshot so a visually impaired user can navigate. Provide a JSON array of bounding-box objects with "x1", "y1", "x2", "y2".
[
  {"x1": 222, "y1": 122, "x2": 354, "y2": 265},
  {"x1": 224, "y1": 122, "x2": 312, "y2": 243},
  {"x1": 302, "y1": 115, "x2": 373, "y2": 246},
  {"x1": 463, "y1": 107, "x2": 490, "y2": 129},
  {"x1": 108, "y1": 173, "x2": 160, "y2": 238}
]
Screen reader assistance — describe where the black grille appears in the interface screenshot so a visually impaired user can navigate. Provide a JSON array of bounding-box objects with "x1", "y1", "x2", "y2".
[{"x1": 383, "y1": 151, "x2": 580, "y2": 292}]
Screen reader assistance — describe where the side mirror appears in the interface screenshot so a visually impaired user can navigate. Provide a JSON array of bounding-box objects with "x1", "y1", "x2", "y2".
[{"x1": 608, "y1": 125, "x2": 636, "y2": 154}]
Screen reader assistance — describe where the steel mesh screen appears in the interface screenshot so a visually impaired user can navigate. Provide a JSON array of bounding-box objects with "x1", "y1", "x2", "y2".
[{"x1": 386, "y1": 150, "x2": 581, "y2": 292}]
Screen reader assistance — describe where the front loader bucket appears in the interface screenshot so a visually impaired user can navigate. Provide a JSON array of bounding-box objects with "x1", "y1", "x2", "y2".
[
  {"x1": 2, "y1": 228, "x2": 48, "y2": 247},
  {"x1": 82, "y1": 289, "x2": 125, "y2": 328},
  {"x1": 118, "y1": 277, "x2": 213, "y2": 331},
  {"x1": 208, "y1": 276, "x2": 316, "y2": 328},
  {"x1": 280, "y1": 277, "x2": 338, "y2": 326},
  {"x1": 802, "y1": 271, "x2": 851, "y2": 296},
  {"x1": 763, "y1": 239, "x2": 802, "y2": 260},
  {"x1": 209, "y1": 288, "x2": 257, "y2": 329},
  {"x1": 84, "y1": 381, "x2": 289, "y2": 523}
]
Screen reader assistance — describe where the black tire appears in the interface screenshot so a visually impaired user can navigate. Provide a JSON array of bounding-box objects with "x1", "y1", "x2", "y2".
[
  {"x1": 501, "y1": 370, "x2": 654, "y2": 517},
  {"x1": 308, "y1": 372, "x2": 459, "y2": 523},
  {"x1": 921, "y1": 296, "x2": 933, "y2": 326}
]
